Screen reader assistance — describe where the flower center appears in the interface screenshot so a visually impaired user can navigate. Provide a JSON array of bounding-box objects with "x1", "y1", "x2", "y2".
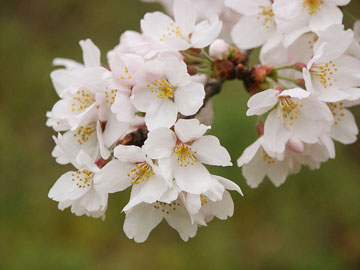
[
  {"x1": 71, "y1": 89, "x2": 95, "y2": 112},
  {"x1": 310, "y1": 60, "x2": 338, "y2": 89},
  {"x1": 257, "y1": 5, "x2": 274, "y2": 29},
  {"x1": 200, "y1": 194, "x2": 208, "y2": 206},
  {"x1": 160, "y1": 22, "x2": 186, "y2": 42},
  {"x1": 262, "y1": 149, "x2": 275, "y2": 165},
  {"x1": 105, "y1": 89, "x2": 118, "y2": 105},
  {"x1": 277, "y1": 97, "x2": 303, "y2": 126},
  {"x1": 147, "y1": 78, "x2": 174, "y2": 99},
  {"x1": 328, "y1": 102, "x2": 345, "y2": 126},
  {"x1": 119, "y1": 66, "x2": 132, "y2": 81},
  {"x1": 73, "y1": 123, "x2": 96, "y2": 145},
  {"x1": 175, "y1": 144, "x2": 198, "y2": 167},
  {"x1": 303, "y1": 0, "x2": 323, "y2": 15},
  {"x1": 71, "y1": 169, "x2": 94, "y2": 188},
  {"x1": 127, "y1": 163, "x2": 154, "y2": 185},
  {"x1": 153, "y1": 200, "x2": 181, "y2": 215}
]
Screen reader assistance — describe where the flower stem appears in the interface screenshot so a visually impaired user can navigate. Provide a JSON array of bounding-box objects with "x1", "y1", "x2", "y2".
[
  {"x1": 201, "y1": 49, "x2": 214, "y2": 64},
  {"x1": 184, "y1": 53, "x2": 211, "y2": 65},
  {"x1": 197, "y1": 68, "x2": 214, "y2": 75},
  {"x1": 273, "y1": 65, "x2": 301, "y2": 72}
]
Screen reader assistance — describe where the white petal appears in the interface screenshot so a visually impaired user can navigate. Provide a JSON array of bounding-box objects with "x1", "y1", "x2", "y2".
[
  {"x1": 175, "y1": 82, "x2": 205, "y2": 116},
  {"x1": 231, "y1": 15, "x2": 275, "y2": 50},
  {"x1": 213, "y1": 175, "x2": 243, "y2": 196},
  {"x1": 79, "y1": 39, "x2": 101, "y2": 67},
  {"x1": 247, "y1": 89, "x2": 279, "y2": 116},
  {"x1": 145, "y1": 98, "x2": 178, "y2": 130},
  {"x1": 330, "y1": 108, "x2": 358, "y2": 144},
  {"x1": 123, "y1": 203, "x2": 163, "y2": 243},
  {"x1": 114, "y1": 145, "x2": 146, "y2": 163},
  {"x1": 174, "y1": 162, "x2": 211, "y2": 194},
  {"x1": 143, "y1": 127, "x2": 176, "y2": 159},
  {"x1": 192, "y1": 135, "x2": 232, "y2": 166},
  {"x1": 191, "y1": 16, "x2": 223, "y2": 48},
  {"x1": 174, "y1": 118, "x2": 210, "y2": 143},
  {"x1": 94, "y1": 160, "x2": 133, "y2": 193},
  {"x1": 309, "y1": 3, "x2": 343, "y2": 32},
  {"x1": 173, "y1": 0, "x2": 196, "y2": 36}
]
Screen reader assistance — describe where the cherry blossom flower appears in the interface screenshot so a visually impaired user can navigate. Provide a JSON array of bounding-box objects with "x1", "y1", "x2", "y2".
[
  {"x1": 143, "y1": 119, "x2": 232, "y2": 194},
  {"x1": 303, "y1": 26, "x2": 360, "y2": 102},
  {"x1": 131, "y1": 56, "x2": 205, "y2": 130},
  {"x1": 225, "y1": 0, "x2": 276, "y2": 49},
  {"x1": 48, "y1": 150, "x2": 108, "y2": 218},
  {"x1": 141, "y1": 0, "x2": 222, "y2": 51},
  {"x1": 123, "y1": 192, "x2": 197, "y2": 243},
  {"x1": 237, "y1": 136, "x2": 333, "y2": 188},
  {"x1": 273, "y1": 0, "x2": 350, "y2": 45},
  {"x1": 247, "y1": 88, "x2": 333, "y2": 154}
]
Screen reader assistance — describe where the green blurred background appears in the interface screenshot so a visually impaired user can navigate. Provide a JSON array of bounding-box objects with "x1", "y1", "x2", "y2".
[{"x1": 1, "y1": 0, "x2": 360, "y2": 269}]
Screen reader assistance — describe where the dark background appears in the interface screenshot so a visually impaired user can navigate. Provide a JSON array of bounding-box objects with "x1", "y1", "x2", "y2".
[{"x1": 1, "y1": 0, "x2": 360, "y2": 268}]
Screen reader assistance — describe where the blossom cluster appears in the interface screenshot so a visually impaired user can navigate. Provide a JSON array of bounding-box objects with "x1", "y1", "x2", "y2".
[{"x1": 47, "y1": 0, "x2": 360, "y2": 242}]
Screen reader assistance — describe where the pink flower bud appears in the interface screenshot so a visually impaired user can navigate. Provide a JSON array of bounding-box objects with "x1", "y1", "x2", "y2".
[
  {"x1": 286, "y1": 137, "x2": 304, "y2": 154},
  {"x1": 209, "y1": 39, "x2": 230, "y2": 60}
]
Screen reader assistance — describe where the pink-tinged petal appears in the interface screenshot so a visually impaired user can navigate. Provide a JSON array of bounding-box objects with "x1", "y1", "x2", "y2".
[
  {"x1": 145, "y1": 98, "x2": 178, "y2": 130},
  {"x1": 173, "y1": 0, "x2": 196, "y2": 36},
  {"x1": 123, "y1": 203, "x2": 163, "y2": 243},
  {"x1": 191, "y1": 16, "x2": 223, "y2": 48},
  {"x1": 330, "y1": 108, "x2": 358, "y2": 144},
  {"x1": 191, "y1": 135, "x2": 232, "y2": 166},
  {"x1": 174, "y1": 118, "x2": 210, "y2": 143},
  {"x1": 264, "y1": 110, "x2": 292, "y2": 153},
  {"x1": 143, "y1": 128, "x2": 176, "y2": 159},
  {"x1": 174, "y1": 82, "x2": 205, "y2": 116},
  {"x1": 247, "y1": 89, "x2": 279, "y2": 116},
  {"x1": 79, "y1": 39, "x2": 101, "y2": 67},
  {"x1": 174, "y1": 162, "x2": 212, "y2": 194},
  {"x1": 134, "y1": 59, "x2": 165, "y2": 87},
  {"x1": 94, "y1": 160, "x2": 133, "y2": 193},
  {"x1": 109, "y1": 54, "x2": 143, "y2": 86},
  {"x1": 141, "y1": 12, "x2": 189, "y2": 50},
  {"x1": 231, "y1": 15, "x2": 275, "y2": 49},
  {"x1": 163, "y1": 57, "x2": 190, "y2": 87},
  {"x1": 309, "y1": 3, "x2": 343, "y2": 32},
  {"x1": 114, "y1": 145, "x2": 146, "y2": 163}
]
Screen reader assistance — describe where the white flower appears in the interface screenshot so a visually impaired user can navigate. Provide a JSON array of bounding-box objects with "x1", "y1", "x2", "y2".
[
  {"x1": 141, "y1": 0, "x2": 222, "y2": 51},
  {"x1": 237, "y1": 136, "x2": 333, "y2": 188},
  {"x1": 273, "y1": 0, "x2": 350, "y2": 45},
  {"x1": 47, "y1": 39, "x2": 109, "y2": 131},
  {"x1": 247, "y1": 88, "x2": 333, "y2": 154},
  {"x1": 94, "y1": 144, "x2": 169, "y2": 207},
  {"x1": 143, "y1": 119, "x2": 232, "y2": 194},
  {"x1": 131, "y1": 56, "x2": 205, "y2": 130},
  {"x1": 327, "y1": 100, "x2": 359, "y2": 144},
  {"x1": 185, "y1": 175, "x2": 242, "y2": 224},
  {"x1": 225, "y1": 0, "x2": 276, "y2": 49},
  {"x1": 303, "y1": 26, "x2": 360, "y2": 103},
  {"x1": 123, "y1": 192, "x2": 197, "y2": 243},
  {"x1": 48, "y1": 151, "x2": 108, "y2": 218}
]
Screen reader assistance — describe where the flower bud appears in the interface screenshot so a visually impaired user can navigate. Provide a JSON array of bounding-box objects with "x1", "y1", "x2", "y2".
[
  {"x1": 209, "y1": 39, "x2": 230, "y2": 60},
  {"x1": 286, "y1": 137, "x2": 304, "y2": 154}
]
